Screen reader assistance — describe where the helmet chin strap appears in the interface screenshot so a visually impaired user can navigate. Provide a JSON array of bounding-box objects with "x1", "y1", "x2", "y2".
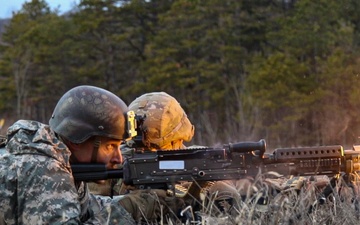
[
  {"x1": 58, "y1": 134, "x2": 81, "y2": 164},
  {"x1": 91, "y1": 137, "x2": 101, "y2": 163}
]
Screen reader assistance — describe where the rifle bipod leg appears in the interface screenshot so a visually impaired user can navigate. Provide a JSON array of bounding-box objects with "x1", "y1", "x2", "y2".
[
  {"x1": 306, "y1": 176, "x2": 337, "y2": 216},
  {"x1": 304, "y1": 175, "x2": 360, "y2": 219},
  {"x1": 173, "y1": 181, "x2": 208, "y2": 224},
  {"x1": 346, "y1": 179, "x2": 360, "y2": 219},
  {"x1": 292, "y1": 176, "x2": 337, "y2": 220}
]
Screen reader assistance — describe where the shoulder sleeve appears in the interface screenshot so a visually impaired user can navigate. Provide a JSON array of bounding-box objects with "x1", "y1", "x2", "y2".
[
  {"x1": 17, "y1": 155, "x2": 135, "y2": 224},
  {"x1": 17, "y1": 155, "x2": 83, "y2": 224}
]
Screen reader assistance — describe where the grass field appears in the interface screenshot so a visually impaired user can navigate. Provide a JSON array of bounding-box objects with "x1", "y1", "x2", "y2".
[
  {"x1": 183, "y1": 175, "x2": 360, "y2": 225},
  {"x1": 89, "y1": 174, "x2": 360, "y2": 225}
]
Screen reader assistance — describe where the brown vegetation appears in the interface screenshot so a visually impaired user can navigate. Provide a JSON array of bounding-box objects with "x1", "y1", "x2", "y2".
[{"x1": 89, "y1": 174, "x2": 360, "y2": 225}]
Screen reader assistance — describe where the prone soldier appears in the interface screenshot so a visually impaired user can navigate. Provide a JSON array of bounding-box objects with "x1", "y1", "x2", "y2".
[{"x1": 0, "y1": 86, "x2": 177, "y2": 224}]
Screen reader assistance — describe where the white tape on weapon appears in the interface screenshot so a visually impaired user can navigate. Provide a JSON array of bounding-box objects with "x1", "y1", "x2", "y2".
[{"x1": 159, "y1": 160, "x2": 185, "y2": 170}]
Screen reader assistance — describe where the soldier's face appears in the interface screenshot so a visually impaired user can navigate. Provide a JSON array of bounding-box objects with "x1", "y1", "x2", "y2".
[
  {"x1": 70, "y1": 136, "x2": 123, "y2": 168},
  {"x1": 96, "y1": 137, "x2": 123, "y2": 168}
]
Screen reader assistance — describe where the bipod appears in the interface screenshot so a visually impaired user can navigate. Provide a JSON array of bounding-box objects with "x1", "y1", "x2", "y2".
[
  {"x1": 307, "y1": 173, "x2": 359, "y2": 218},
  {"x1": 307, "y1": 176, "x2": 338, "y2": 215}
]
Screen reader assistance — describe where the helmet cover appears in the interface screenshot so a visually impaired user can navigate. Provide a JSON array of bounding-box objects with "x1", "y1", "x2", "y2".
[
  {"x1": 49, "y1": 85, "x2": 128, "y2": 143},
  {"x1": 129, "y1": 92, "x2": 194, "y2": 148}
]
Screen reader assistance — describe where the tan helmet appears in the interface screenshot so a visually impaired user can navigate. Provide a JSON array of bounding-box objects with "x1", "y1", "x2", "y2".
[
  {"x1": 49, "y1": 85, "x2": 128, "y2": 143},
  {"x1": 129, "y1": 92, "x2": 194, "y2": 149}
]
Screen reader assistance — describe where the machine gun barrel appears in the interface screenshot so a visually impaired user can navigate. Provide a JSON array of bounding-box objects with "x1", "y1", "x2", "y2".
[{"x1": 71, "y1": 140, "x2": 360, "y2": 190}]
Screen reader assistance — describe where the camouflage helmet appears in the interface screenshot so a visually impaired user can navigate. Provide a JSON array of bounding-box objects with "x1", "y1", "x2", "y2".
[
  {"x1": 129, "y1": 92, "x2": 194, "y2": 148},
  {"x1": 49, "y1": 85, "x2": 128, "y2": 143}
]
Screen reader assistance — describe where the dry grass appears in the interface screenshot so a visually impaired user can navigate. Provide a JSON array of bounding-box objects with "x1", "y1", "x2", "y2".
[
  {"x1": 89, "y1": 174, "x2": 360, "y2": 225},
  {"x1": 164, "y1": 175, "x2": 360, "y2": 225}
]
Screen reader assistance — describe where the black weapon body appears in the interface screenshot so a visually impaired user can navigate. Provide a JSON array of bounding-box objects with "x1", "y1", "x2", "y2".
[
  {"x1": 71, "y1": 139, "x2": 360, "y2": 190},
  {"x1": 71, "y1": 163, "x2": 123, "y2": 181}
]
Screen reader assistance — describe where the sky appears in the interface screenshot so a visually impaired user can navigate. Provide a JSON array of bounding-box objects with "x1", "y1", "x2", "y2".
[{"x1": 0, "y1": 0, "x2": 79, "y2": 19}]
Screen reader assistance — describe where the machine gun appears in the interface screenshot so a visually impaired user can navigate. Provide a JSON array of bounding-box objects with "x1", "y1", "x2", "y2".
[{"x1": 71, "y1": 139, "x2": 360, "y2": 191}]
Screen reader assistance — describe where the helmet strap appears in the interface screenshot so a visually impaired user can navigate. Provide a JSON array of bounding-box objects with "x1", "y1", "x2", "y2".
[
  {"x1": 91, "y1": 137, "x2": 101, "y2": 163},
  {"x1": 59, "y1": 135, "x2": 80, "y2": 163},
  {"x1": 171, "y1": 140, "x2": 184, "y2": 149}
]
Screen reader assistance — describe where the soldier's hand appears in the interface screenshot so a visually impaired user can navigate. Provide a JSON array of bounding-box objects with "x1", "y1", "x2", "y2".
[{"x1": 117, "y1": 189, "x2": 185, "y2": 223}]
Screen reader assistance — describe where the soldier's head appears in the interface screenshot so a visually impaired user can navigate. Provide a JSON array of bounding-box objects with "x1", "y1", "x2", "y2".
[
  {"x1": 129, "y1": 92, "x2": 194, "y2": 150},
  {"x1": 49, "y1": 85, "x2": 128, "y2": 167}
]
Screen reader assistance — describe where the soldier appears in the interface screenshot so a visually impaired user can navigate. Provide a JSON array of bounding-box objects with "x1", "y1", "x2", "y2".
[
  {"x1": 116, "y1": 92, "x2": 245, "y2": 220},
  {"x1": 117, "y1": 91, "x2": 194, "y2": 176},
  {"x1": 126, "y1": 91, "x2": 194, "y2": 151},
  {"x1": 0, "y1": 85, "x2": 175, "y2": 224}
]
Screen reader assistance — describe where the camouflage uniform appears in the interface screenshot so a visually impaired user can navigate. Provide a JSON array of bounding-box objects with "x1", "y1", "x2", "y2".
[{"x1": 0, "y1": 120, "x2": 135, "y2": 224}]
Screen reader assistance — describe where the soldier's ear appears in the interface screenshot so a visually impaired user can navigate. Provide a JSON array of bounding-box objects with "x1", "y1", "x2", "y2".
[
  {"x1": 67, "y1": 139, "x2": 95, "y2": 163},
  {"x1": 65, "y1": 141, "x2": 81, "y2": 152}
]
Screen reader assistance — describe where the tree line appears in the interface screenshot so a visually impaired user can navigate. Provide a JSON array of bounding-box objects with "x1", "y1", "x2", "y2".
[{"x1": 0, "y1": 0, "x2": 360, "y2": 149}]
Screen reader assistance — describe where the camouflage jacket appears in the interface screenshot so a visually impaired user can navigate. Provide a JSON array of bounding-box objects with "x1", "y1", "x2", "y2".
[{"x1": 0, "y1": 120, "x2": 135, "y2": 225}]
